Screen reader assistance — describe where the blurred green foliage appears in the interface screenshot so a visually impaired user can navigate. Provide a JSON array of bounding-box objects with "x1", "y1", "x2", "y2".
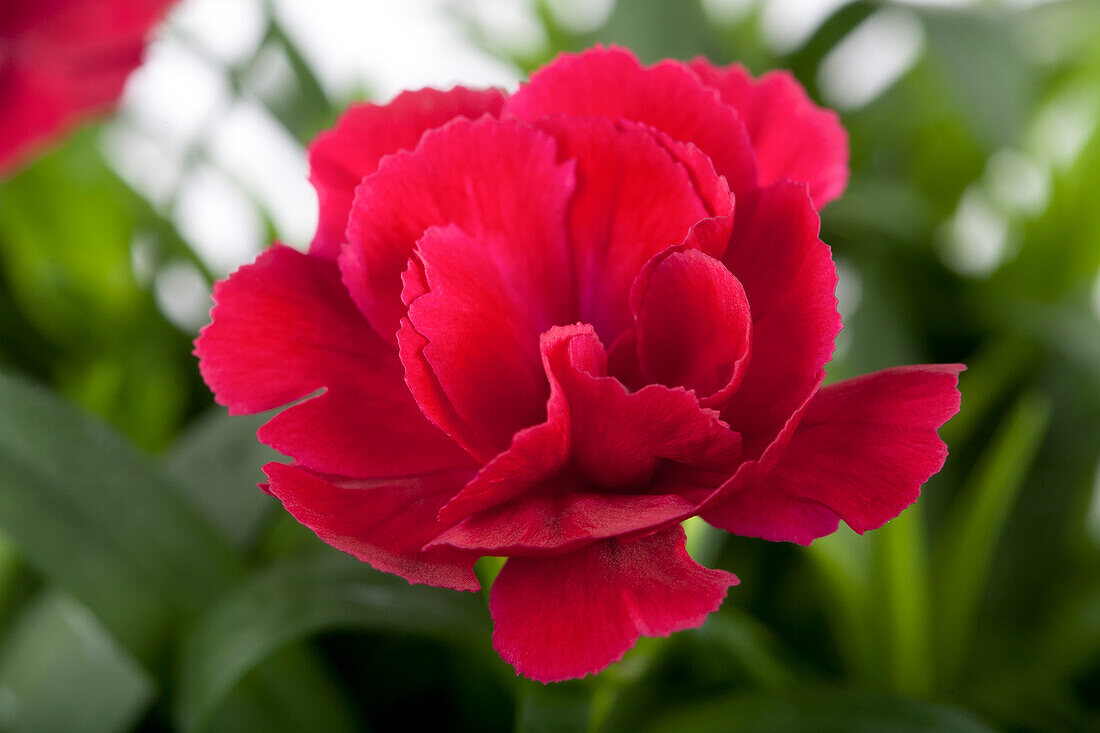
[{"x1": 1, "y1": 0, "x2": 1100, "y2": 730}]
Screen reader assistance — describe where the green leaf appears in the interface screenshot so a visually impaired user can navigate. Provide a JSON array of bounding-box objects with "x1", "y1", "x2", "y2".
[
  {"x1": 0, "y1": 130, "x2": 146, "y2": 344},
  {"x1": 687, "y1": 613, "x2": 798, "y2": 691},
  {"x1": 600, "y1": 0, "x2": 713, "y2": 62},
  {"x1": 175, "y1": 551, "x2": 490, "y2": 732},
  {"x1": 870, "y1": 506, "x2": 932, "y2": 696},
  {"x1": 989, "y1": 50, "x2": 1100, "y2": 301},
  {"x1": 920, "y1": 8, "x2": 1035, "y2": 151},
  {"x1": 203, "y1": 645, "x2": 359, "y2": 733},
  {"x1": 0, "y1": 370, "x2": 363, "y2": 730},
  {"x1": 0, "y1": 128, "x2": 198, "y2": 450},
  {"x1": 260, "y1": 21, "x2": 338, "y2": 143},
  {"x1": 0, "y1": 533, "x2": 26, "y2": 627},
  {"x1": 683, "y1": 515, "x2": 726, "y2": 567},
  {"x1": 804, "y1": 527, "x2": 879, "y2": 682},
  {"x1": 939, "y1": 334, "x2": 1039, "y2": 448},
  {"x1": 165, "y1": 410, "x2": 279, "y2": 547},
  {"x1": 1034, "y1": 582, "x2": 1100, "y2": 685},
  {"x1": 641, "y1": 687, "x2": 994, "y2": 733},
  {"x1": 0, "y1": 591, "x2": 155, "y2": 733},
  {"x1": 822, "y1": 176, "x2": 938, "y2": 250},
  {"x1": 517, "y1": 681, "x2": 592, "y2": 733},
  {"x1": 933, "y1": 391, "x2": 1052, "y2": 684},
  {"x1": 0, "y1": 369, "x2": 243, "y2": 664}
]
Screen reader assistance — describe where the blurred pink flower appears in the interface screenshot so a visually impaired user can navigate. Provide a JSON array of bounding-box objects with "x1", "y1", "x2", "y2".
[{"x1": 0, "y1": 0, "x2": 175, "y2": 175}]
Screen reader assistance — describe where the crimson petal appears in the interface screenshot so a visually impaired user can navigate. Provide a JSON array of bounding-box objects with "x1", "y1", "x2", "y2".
[
  {"x1": 505, "y1": 46, "x2": 758, "y2": 197},
  {"x1": 432, "y1": 490, "x2": 698, "y2": 557},
  {"x1": 195, "y1": 245, "x2": 471, "y2": 477},
  {"x1": 342, "y1": 116, "x2": 574, "y2": 344},
  {"x1": 720, "y1": 181, "x2": 841, "y2": 454},
  {"x1": 534, "y1": 115, "x2": 729, "y2": 343},
  {"x1": 263, "y1": 463, "x2": 480, "y2": 591},
  {"x1": 399, "y1": 224, "x2": 565, "y2": 459},
  {"x1": 629, "y1": 249, "x2": 753, "y2": 406},
  {"x1": 690, "y1": 59, "x2": 849, "y2": 207},
  {"x1": 432, "y1": 325, "x2": 739, "y2": 554},
  {"x1": 705, "y1": 365, "x2": 964, "y2": 544},
  {"x1": 308, "y1": 86, "x2": 506, "y2": 260},
  {"x1": 489, "y1": 525, "x2": 737, "y2": 682}
]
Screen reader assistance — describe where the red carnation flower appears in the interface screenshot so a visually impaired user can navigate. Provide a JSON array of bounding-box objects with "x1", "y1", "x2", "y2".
[
  {"x1": 0, "y1": 0, "x2": 175, "y2": 175},
  {"x1": 196, "y1": 46, "x2": 963, "y2": 682}
]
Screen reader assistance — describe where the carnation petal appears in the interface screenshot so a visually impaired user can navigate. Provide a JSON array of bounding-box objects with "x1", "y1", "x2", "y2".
[
  {"x1": 1, "y1": 0, "x2": 176, "y2": 174},
  {"x1": 489, "y1": 525, "x2": 737, "y2": 682},
  {"x1": 400, "y1": 225, "x2": 564, "y2": 458},
  {"x1": 690, "y1": 59, "x2": 849, "y2": 207},
  {"x1": 195, "y1": 245, "x2": 471, "y2": 477},
  {"x1": 720, "y1": 181, "x2": 841, "y2": 453},
  {"x1": 535, "y1": 115, "x2": 730, "y2": 342},
  {"x1": 547, "y1": 325, "x2": 742, "y2": 489},
  {"x1": 432, "y1": 325, "x2": 739, "y2": 553},
  {"x1": 343, "y1": 116, "x2": 574, "y2": 344},
  {"x1": 263, "y1": 463, "x2": 480, "y2": 591},
  {"x1": 7, "y1": 0, "x2": 176, "y2": 48},
  {"x1": 506, "y1": 46, "x2": 758, "y2": 196},
  {"x1": 308, "y1": 86, "x2": 506, "y2": 260},
  {"x1": 629, "y1": 249, "x2": 753, "y2": 406},
  {"x1": 433, "y1": 490, "x2": 698, "y2": 557},
  {"x1": 705, "y1": 365, "x2": 964, "y2": 544}
]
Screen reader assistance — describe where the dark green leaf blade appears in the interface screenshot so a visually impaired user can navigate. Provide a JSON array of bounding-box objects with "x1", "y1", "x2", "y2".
[
  {"x1": 933, "y1": 391, "x2": 1052, "y2": 684},
  {"x1": 0, "y1": 591, "x2": 155, "y2": 733},
  {"x1": 175, "y1": 551, "x2": 490, "y2": 732},
  {"x1": 642, "y1": 687, "x2": 994, "y2": 733},
  {"x1": 165, "y1": 409, "x2": 278, "y2": 547},
  {"x1": 0, "y1": 370, "x2": 243, "y2": 663},
  {"x1": 0, "y1": 370, "x2": 363, "y2": 731},
  {"x1": 517, "y1": 681, "x2": 592, "y2": 733}
]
